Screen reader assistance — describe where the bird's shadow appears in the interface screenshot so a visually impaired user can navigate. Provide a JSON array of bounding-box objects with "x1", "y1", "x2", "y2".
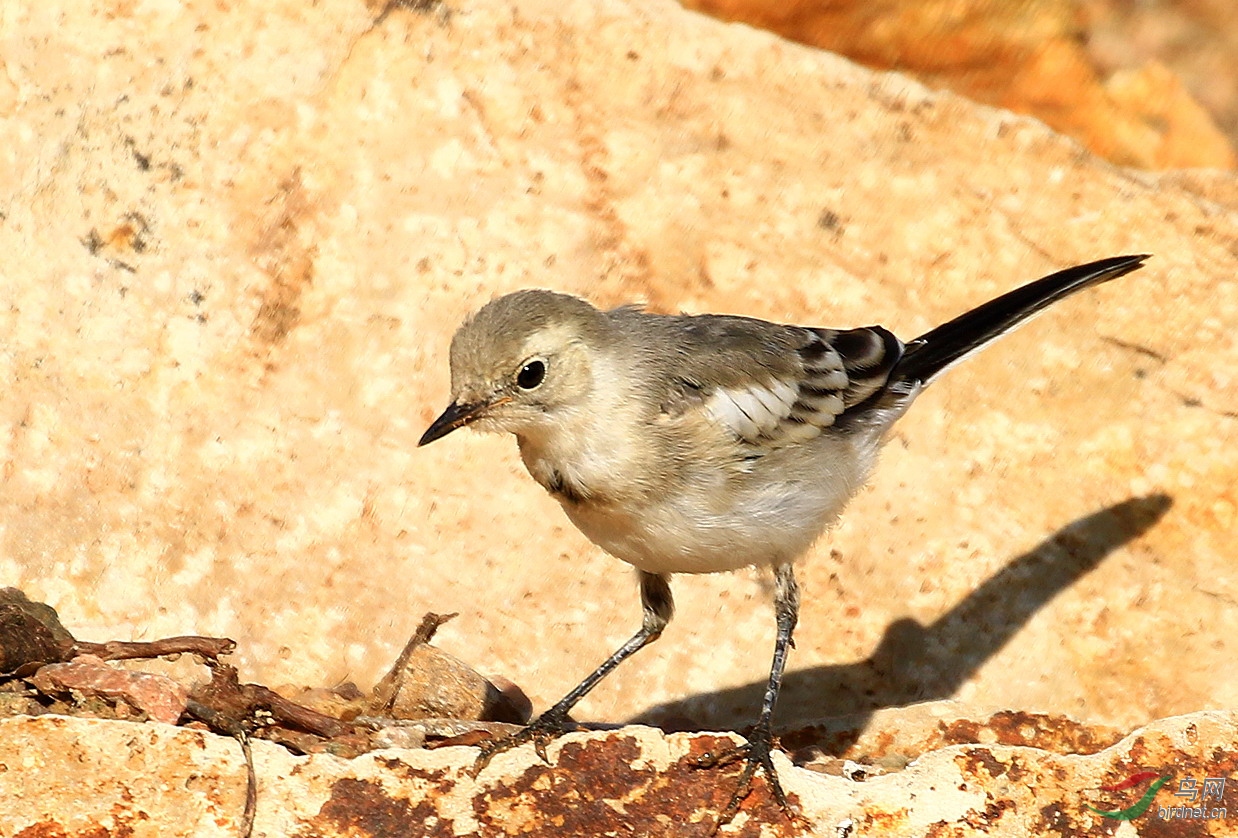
[{"x1": 628, "y1": 493, "x2": 1173, "y2": 752}]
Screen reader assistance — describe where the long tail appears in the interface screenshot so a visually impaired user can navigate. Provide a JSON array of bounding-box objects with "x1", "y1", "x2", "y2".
[{"x1": 890, "y1": 254, "x2": 1149, "y2": 387}]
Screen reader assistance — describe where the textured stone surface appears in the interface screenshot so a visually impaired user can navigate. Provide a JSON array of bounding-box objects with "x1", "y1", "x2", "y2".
[
  {"x1": 0, "y1": 0, "x2": 1235, "y2": 746},
  {"x1": 382, "y1": 643, "x2": 517, "y2": 722},
  {"x1": 1, "y1": 711, "x2": 1235, "y2": 836},
  {"x1": 683, "y1": 0, "x2": 1236, "y2": 169}
]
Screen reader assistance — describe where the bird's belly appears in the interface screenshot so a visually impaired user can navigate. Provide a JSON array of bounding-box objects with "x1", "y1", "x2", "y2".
[{"x1": 561, "y1": 471, "x2": 854, "y2": 575}]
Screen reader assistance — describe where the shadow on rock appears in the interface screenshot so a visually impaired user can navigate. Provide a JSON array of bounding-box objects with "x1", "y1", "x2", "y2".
[{"x1": 630, "y1": 493, "x2": 1174, "y2": 750}]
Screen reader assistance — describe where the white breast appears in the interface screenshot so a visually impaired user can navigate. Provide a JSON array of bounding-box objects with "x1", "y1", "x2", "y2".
[{"x1": 560, "y1": 429, "x2": 880, "y2": 575}]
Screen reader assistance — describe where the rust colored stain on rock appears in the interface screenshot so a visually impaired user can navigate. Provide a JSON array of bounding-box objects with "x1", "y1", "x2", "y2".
[
  {"x1": 782, "y1": 709, "x2": 1128, "y2": 769},
  {"x1": 954, "y1": 747, "x2": 1010, "y2": 782},
  {"x1": 1032, "y1": 801, "x2": 1077, "y2": 838},
  {"x1": 372, "y1": 755, "x2": 457, "y2": 788},
  {"x1": 1208, "y1": 746, "x2": 1238, "y2": 777},
  {"x1": 961, "y1": 798, "x2": 1015, "y2": 830},
  {"x1": 303, "y1": 777, "x2": 451, "y2": 838},
  {"x1": 554, "y1": 736, "x2": 652, "y2": 800},
  {"x1": 472, "y1": 733, "x2": 798, "y2": 837},
  {"x1": 939, "y1": 710, "x2": 1123, "y2": 754},
  {"x1": 860, "y1": 806, "x2": 912, "y2": 834},
  {"x1": 15, "y1": 816, "x2": 137, "y2": 838},
  {"x1": 15, "y1": 824, "x2": 71, "y2": 838},
  {"x1": 16, "y1": 823, "x2": 132, "y2": 838}
]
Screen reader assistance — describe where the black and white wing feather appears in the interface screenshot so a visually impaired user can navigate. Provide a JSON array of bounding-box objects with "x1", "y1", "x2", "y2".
[
  {"x1": 642, "y1": 255, "x2": 1150, "y2": 453},
  {"x1": 710, "y1": 326, "x2": 902, "y2": 446},
  {"x1": 643, "y1": 313, "x2": 904, "y2": 449}
]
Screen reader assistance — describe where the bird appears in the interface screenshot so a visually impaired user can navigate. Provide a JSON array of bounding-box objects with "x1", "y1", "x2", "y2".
[{"x1": 418, "y1": 254, "x2": 1148, "y2": 824}]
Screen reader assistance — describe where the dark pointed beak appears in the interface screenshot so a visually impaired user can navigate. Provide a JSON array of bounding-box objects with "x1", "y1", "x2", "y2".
[{"x1": 419, "y1": 399, "x2": 489, "y2": 446}]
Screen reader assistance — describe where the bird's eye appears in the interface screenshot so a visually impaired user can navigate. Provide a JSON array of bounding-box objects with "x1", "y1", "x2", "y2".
[{"x1": 516, "y1": 359, "x2": 546, "y2": 390}]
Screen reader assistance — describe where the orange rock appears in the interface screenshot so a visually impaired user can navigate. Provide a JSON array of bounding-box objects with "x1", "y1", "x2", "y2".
[{"x1": 684, "y1": 0, "x2": 1235, "y2": 168}]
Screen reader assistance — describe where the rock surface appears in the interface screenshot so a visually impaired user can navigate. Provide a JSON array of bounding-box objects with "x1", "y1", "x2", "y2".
[
  {"x1": 1, "y1": 0, "x2": 1235, "y2": 762},
  {"x1": 683, "y1": 0, "x2": 1237, "y2": 169},
  {"x1": 1, "y1": 710, "x2": 1235, "y2": 836},
  {"x1": 1085, "y1": 0, "x2": 1238, "y2": 152}
]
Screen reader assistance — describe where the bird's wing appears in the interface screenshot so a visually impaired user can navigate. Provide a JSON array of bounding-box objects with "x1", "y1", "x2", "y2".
[{"x1": 644, "y1": 312, "x2": 904, "y2": 449}]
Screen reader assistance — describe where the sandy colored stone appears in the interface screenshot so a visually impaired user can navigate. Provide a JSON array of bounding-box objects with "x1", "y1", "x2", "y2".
[
  {"x1": 683, "y1": 0, "x2": 1236, "y2": 169},
  {"x1": 0, "y1": 0, "x2": 1235, "y2": 750},
  {"x1": 2, "y1": 711, "x2": 1236, "y2": 836},
  {"x1": 383, "y1": 643, "x2": 515, "y2": 722},
  {"x1": 0, "y1": 715, "x2": 249, "y2": 837},
  {"x1": 365, "y1": 610, "x2": 530, "y2": 723}
]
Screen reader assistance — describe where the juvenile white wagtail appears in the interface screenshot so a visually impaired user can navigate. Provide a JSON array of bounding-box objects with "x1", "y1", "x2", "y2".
[{"x1": 419, "y1": 254, "x2": 1148, "y2": 820}]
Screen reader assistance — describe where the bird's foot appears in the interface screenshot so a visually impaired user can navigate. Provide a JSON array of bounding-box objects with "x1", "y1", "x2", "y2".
[
  {"x1": 693, "y1": 727, "x2": 803, "y2": 831},
  {"x1": 471, "y1": 707, "x2": 577, "y2": 775}
]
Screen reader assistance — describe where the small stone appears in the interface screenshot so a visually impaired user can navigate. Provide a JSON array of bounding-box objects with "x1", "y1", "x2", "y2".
[{"x1": 31, "y1": 655, "x2": 189, "y2": 725}]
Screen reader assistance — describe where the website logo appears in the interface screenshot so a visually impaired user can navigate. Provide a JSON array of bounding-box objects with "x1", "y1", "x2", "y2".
[{"x1": 1085, "y1": 771, "x2": 1229, "y2": 822}]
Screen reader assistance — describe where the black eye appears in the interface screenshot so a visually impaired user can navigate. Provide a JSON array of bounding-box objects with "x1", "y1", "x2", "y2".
[{"x1": 517, "y1": 359, "x2": 546, "y2": 390}]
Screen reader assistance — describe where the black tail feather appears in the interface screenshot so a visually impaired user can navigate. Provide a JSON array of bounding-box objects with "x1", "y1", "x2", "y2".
[{"x1": 891, "y1": 255, "x2": 1149, "y2": 387}]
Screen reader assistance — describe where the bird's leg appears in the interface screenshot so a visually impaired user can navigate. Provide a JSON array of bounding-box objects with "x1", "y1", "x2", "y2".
[
  {"x1": 473, "y1": 571, "x2": 673, "y2": 772},
  {"x1": 695, "y1": 562, "x2": 802, "y2": 827}
]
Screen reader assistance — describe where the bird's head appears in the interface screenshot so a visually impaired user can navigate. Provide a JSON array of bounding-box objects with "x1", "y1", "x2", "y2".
[{"x1": 419, "y1": 290, "x2": 611, "y2": 446}]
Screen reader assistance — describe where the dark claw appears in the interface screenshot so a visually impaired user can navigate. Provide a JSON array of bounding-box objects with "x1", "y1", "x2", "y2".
[
  {"x1": 693, "y1": 731, "x2": 803, "y2": 833},
  {"x1": 471, "y1": 708, "x2": 576, "y2": 776}
]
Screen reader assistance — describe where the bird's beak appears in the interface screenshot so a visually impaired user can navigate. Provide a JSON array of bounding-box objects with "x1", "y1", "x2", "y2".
[{"x1": 419, "y1": 398, "x2": 502, "y2": 446}]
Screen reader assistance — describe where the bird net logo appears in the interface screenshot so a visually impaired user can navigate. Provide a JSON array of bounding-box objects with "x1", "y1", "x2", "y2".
[{"x1": 1083, "y1": 771, "x2": 1230, "y2": 822}]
